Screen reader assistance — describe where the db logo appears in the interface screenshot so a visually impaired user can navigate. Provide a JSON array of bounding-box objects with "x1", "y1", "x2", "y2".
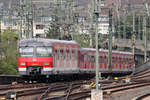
[{"x1": 33, "y1": 59, "x2": 37, "y2": 61}]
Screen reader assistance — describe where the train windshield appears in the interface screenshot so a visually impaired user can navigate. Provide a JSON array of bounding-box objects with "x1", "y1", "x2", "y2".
[
  {"x1": 19, "y1": 47, "x2": 34, "y2": 57},
  {"x1": 36, "y1": 46, "x2": 52, "y2": 57}
]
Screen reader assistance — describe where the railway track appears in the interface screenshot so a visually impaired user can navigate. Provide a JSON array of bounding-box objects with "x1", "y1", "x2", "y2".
[
  {"x1": 133, "y1": 93, "x2": 150, "y2": 100},
  {"x1": 46, "y1": 81, "x2": 150, "y2": 100},
  {"x1": 0, "y1": 79, "x2": 120, "y2": 100}
]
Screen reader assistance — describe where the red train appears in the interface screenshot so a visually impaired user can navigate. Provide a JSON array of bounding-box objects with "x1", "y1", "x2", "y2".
[{"x1": 18, "y1": 38, "x2": 134, "y2": 78}]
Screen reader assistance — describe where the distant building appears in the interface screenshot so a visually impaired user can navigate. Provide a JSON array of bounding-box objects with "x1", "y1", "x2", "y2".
[
  {"x1": 1, "y1": 16, "x2": 20, "y2": 34},
  {"x1": 98, "y1": 11, "x2": 109, "y2": 34}
]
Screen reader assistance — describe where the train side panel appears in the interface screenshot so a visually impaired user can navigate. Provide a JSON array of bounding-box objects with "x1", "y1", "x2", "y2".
[
  {"x1": 80, "y1": 48, "x2": 134, "y2": 75},
  {"x1": 52, "y1": 43, "x2": 80, "y2": 74}
]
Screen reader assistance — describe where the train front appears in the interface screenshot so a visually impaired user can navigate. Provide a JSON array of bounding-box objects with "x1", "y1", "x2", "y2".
[{"x1": 18, "y1": 39, "x2": 53, "y2": 77}]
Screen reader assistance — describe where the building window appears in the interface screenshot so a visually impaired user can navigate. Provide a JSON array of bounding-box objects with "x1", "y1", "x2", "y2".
[{"x1": 36, "y1": 24, "x2": 44, "y2": 29}]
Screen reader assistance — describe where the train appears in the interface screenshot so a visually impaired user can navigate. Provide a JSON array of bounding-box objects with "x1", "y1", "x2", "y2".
[{"x1": 18, "y1": 38, "x2": 134, "y2": 79}]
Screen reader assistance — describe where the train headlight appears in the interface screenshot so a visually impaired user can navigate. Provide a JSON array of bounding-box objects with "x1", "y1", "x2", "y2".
[
  {"x1": 44, "y1": 62, "x2": 49, "y2": 66},
  {"x1": 21, "y1": 62, "x2": 26, "y2": 66},
  {"x1": 10, "y1": 94, "x2": 16, "y2": 98}
]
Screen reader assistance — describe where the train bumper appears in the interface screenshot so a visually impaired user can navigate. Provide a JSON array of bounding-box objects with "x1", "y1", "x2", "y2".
[
  {"x1": 18, "y1": 68, "x2": 26, "y2": 75},
  {"x1": 42, "y1": 68, "x2": 53, "y2": 75},
  {"x1": 18, "y1": 67, "x2": 53, "y2": 75}
]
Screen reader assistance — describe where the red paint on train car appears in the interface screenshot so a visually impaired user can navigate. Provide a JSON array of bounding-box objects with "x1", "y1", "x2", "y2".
[{"x1": 18, "y1": 57, "x2": 53, "y2": 68}]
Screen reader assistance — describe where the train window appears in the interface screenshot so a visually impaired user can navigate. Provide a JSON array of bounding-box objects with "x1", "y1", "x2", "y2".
[
  {"x1": 19, "y1": 47, "x2": 34, "y2": 57},
  {"x1": 81, "y1": 55, "x2": 84, "y2": 61},
  {"x1": 91, "y1": 56, "x2": 95, "y2": 62},
  {"x1": 119, "y1": 57, "x2": 121, "y2": 63},
  {"x1": 99, "y1": 56, "x2": 103, "y2": 63},
  {"x1": 112, "y1": 56, "x2": 115, "y2": 62},
  {"x1": 55, "y1": 50, "x2": 57, "y2": 53},
  {"x1": 36, "y1": 46, "x2": 52, "y2": 57},
  {"x1": 72, "y1": 50, "x2": 74, "y2": 53},
  {"x1": 60, "y1": 49, "x2": 63, "y2": 53},
  {"x1": 104, "y1": 55, "x2": 106, "y2": 59},
  {"x1": 66, "y1": 49, "x2": 69, "y2": 53}
]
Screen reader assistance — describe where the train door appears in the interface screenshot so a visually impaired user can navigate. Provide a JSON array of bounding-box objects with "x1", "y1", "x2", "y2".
[
  {"x1": 53, "y1": 46, "x2": 60, "y2": 68},
  {"x1": 84, "y1": 54, "x2": 87, "y2": 69},
  {"x1": 104, "y1": 54, "x2": 107, "y2": 70},
  {"x1": 91, "y1": 54, "x2": 95, "y2": 70},
  {"x1": 119, "y1": 56, "x2": 122, "y2": 71},
  {"x1": 66, "y1": 47, "x2": 71, "y2": 69},
  {"x1": 60, "y1": 48, "x2": 64, "y2": 68},
  {"x1": 112, "y1": 54, "x2": 115, "y2": 71},
  {"x1": 71, "y1": 47, "x2": 78, "y2": 70},
  {"x1": 122, "y1": 55, "x2": 126, "y2": 71},
  {"x1": 99, "y1": 54, "x2": 103, "y2": 71},
  {"x1": 129, "y1": 56, "x2": 133, "y2": 71},
  {"x1": 88, "y1": 53, "x2": 92, "y2": 70},
  {"x1": 53, "y1": 47, "x2": 57, "y2": 67},
  {"x1": 80, "y1": 51, "x2": 84, "y2": 69},
  {"x1": 115, "y1": 55, "x2": 118, "y2": 71}
]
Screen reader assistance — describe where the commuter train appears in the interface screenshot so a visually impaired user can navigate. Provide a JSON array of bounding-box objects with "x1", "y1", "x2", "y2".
[{"x1": 18, "y1": 38, "x2": 134, "y2": 78}]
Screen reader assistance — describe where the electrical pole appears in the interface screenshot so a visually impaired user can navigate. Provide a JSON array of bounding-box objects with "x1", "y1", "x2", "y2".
[
  {"x1": 25, "y1": 0, "x2": 33, "y2": 38},
  {"x1": 143, "y1": 16, "x2": 147, "y2": 62},
  {"x1": 117, "y1": 7, "x2": 121, "y2": 38},
  {"x1": 123, "y1": 13, "x2": 126, "y2": 39},
  {"x1": 19, "y1": 0, "x2": 24, "y2": 39},
  {"x1": 0, "y1": 12, "x2": 1, "y2": 60},
  {"x1": 138, "y1": 16, "x2": 141, "y2": 40},
  {"x1": 108, "y1": 8, "x2": 113, "y2": 73},
  {"x1": 8, "y1": 0, "x2": 12, "y2": 31},
  {"x1": 132, "y1": 10, "x2": 135, "y2": 57},
  {"x1": 94, "y1": 0, "x2": 101, "y2": 91},
  {"x1": 89, "y1": 0, "x2": 94, "y2": 47},
  {"x1": 144, "y1": 1, "x2": 149, "y2": 62}
]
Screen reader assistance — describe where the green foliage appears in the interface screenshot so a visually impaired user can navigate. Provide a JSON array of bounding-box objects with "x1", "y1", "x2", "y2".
[
  {"x1": 73, "y1": 34, "x2": 90, "y2": 48},
  {"x1": 0, "y1": 31, "x2": 18, "y2": 75},
  {"x1": 46, "y1": 23, "x2": 61, "y2": 39},
  {"x1": 46, "y1": 16, "x2": 61, "y2": 39}
]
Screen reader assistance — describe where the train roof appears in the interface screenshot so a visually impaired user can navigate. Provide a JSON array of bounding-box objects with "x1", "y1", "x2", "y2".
[
  {"x1": 82, "y1": 48, "x2": 133, "y2": 55},
  {"x1": 19, "y1": 38, "x2": 79, "y2": 46}
]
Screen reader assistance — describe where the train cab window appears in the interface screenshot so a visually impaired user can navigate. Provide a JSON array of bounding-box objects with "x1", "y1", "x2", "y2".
[
  {"x1": 36, "y1": 46, "x2": 52, "y2": 57},
  {"x1": 19, "y1": 47, "x2": 34, "y2": 57}
]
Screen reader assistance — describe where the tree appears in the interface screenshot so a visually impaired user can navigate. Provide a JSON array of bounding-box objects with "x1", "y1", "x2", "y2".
[
  {"x1": 46, "y1": 17, "x2": 61, "y2": 39},
  {"x1": 0, "y1": 31, "x2": 18, "y2": 75}
]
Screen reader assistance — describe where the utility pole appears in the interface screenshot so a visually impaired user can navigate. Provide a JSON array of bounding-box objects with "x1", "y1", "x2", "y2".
[
  {"x1": 108, "y1": 8, "x2": 113, "y2": 73},
  {"x1": 19, "y1": 0, "x2": 24, "y2": 39},
  {"x1": 117, "y1": 6, "x2": 121, "y2": 38},
  {"x1": 89, "y1": 0, "x2": 94, "y2": 47},
  {"x1": 143, "y1": 1, "x2": 149, "y2": 62},
  {"x1": 25, "y1": 0, "x2": 33, "y2": 38},
  {"x1": 132, "y1": 10, "x2": 136, "y2": 57},
  {"x1": 0, "y1": 11, "x2": 1, "y2": 60},
  {"x1": 8, "y1": 0, "x2": 12, "y2": 31},
  {"x1": 138, "y1": 16, "x2": 141, "y2": 40},
  {"x1": 143, "y1": 16, "x2": 147, "y2": 62},
  {"x1": 123, "y1": 13, "x2": 126, "y2": 39},
  {"x1": 93, "y1": 0, "x2": 101, "y2": 91}
]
